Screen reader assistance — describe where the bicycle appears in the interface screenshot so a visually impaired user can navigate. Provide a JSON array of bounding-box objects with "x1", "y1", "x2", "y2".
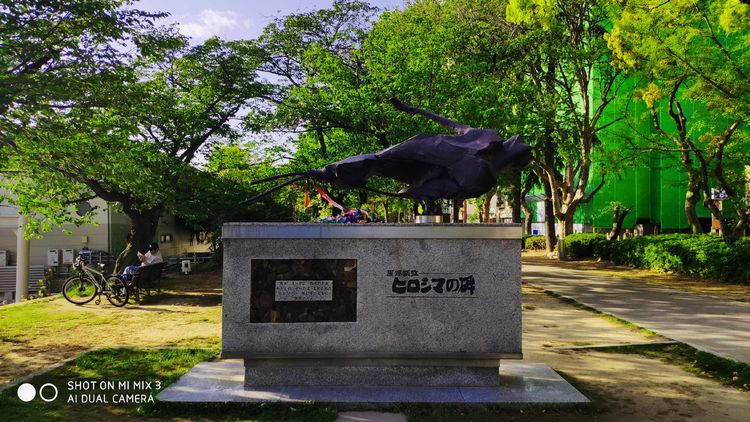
[{"x1": 62, "y1": 255, "x2": 129, "y2": 307}]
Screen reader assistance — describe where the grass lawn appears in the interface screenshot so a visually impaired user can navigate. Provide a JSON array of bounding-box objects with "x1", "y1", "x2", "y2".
[
  {"x1": 0, "y1": 298, "x2": 112, "y2": 343},
  {"x1": 0, "y1": 272, "x2": 222, "y2": 386}
]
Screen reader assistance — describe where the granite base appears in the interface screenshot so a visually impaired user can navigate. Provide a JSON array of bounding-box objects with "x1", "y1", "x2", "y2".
[{"x1": 158, "y1": 360, "x2": 589, "y2": 405}]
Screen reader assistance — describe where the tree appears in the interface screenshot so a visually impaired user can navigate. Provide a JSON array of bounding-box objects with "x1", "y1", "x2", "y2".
[
  {"x1": 362, "y1": 0, "x2": 537, "y2": 219},
  {"x1": 506, "y1": 0, "x2": 623, "y2": 258},
  {"x1": 4, "y1": 36, "x2": 277, "y2": 270},
  {"x1": 607, "y1": 0, "x2": 750, "y2": 243},
  {"x1": 605, "y1": 202, "x2": 633, "y2": 240},
  {"x1": 0, "y1": 0, "x2": 171, "y2": 137},
  {"x1": 254, "y1": 0, "x2": 385, "y2": 157},
  {"x1": 0, "y1": 0, "x2": 175, "y2": 231},
  {"x1": 243, "y1": 0, "x2": 416, "y2": 215}
]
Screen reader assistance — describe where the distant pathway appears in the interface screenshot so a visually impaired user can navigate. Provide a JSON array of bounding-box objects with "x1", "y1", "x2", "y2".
[{"x1": 523, "y1": 262, "x2": 750, "y2": 364}]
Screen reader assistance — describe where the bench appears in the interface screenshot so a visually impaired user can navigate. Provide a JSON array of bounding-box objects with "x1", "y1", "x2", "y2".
[
  {"x1": 129, "y1": 262, "x2": 165, "y2": 303},
  {"x1": 0, "y1": 265, "x2": 46, "y2": 302}
]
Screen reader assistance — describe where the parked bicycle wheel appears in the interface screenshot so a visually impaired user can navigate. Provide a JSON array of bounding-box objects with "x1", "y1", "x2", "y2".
[
  {"x1": 62, "y1": 274, "x2": 97, "y2": 305},
  {"x1": 105, "y1": 276, "x2": 128, "y2": 307}
]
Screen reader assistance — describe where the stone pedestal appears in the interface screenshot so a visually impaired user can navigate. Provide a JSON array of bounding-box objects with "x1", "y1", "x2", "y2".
[{"x1": 222, "y1": 223, "x2": 522, "y2": 388}]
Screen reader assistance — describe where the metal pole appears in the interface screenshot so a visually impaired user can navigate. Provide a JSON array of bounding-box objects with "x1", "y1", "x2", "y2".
[{"x1": 15, "y1": 215, "x2": 30, "y2": 303}]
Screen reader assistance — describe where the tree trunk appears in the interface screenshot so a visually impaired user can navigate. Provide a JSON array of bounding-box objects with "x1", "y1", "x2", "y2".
[
  {"x1": 114, "y1": 209, "x2": 160, "y2": 274},
  {"x1": 685, "y1": 175, "x2": 702, "y2": 234},
  {"x1": 543, "y1": 181, "x2": 557, "y2": 253},
  {"x1": 482, "y1": 189, "x2": 495, "y2": 224},
  {"x1": 557, "y1": 215, "x2": 574, "y2": 260},
  {"x1": 521, "y1": 201, "x2": 533, "y2": 235},
  {"x1": 608, "y1": 205, "x2": 632, "y2": 240},
  {"x1": 706, "y1": 199, "x2": 747, "y2": 244},
  {"x1": 520, "y1": 172, "x2": 537, "y2": 234},
  {"x1": 510, "y1": 171, "x2": 522, "y2": 224}
]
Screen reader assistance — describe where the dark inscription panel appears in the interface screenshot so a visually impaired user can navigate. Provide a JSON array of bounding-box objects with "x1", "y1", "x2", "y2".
[{"x1": 250, "y1": 259, "x2": 357, "y2": 323}]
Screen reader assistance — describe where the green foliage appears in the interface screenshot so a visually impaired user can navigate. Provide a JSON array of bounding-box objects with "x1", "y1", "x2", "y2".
[
  {"x1": 563, "y1": 233, "x2": 607, "y2": 259},
  {"x1": 366, "y1": 0, "x2": 524, "y2": 133},
  {"x1": 258, "y1": 0, "x2": 547, "y2": 217},
  {"x1": 0, "y1": 0, "x2": 176, "y2": 132},
  {"x1": 523, "y1": 234, "x2": 546, "y2": 250},
  {"x1": 0, "y1": 0, "x2": 181, "y2": 235},
  {"x1": 606, "y1": 0, "x2": 749, "y2": 117},
  {"x1": 597, "y1": 234, "x2": 750, "y2": 283},
  {"x1": 505, "y1": 0, "x2": 624, "y2": 239}
]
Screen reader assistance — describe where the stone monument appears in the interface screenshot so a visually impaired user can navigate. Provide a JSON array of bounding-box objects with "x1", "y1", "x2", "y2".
[{"x1": 222, "y1": 223, "x2": 522, "y2": 388}]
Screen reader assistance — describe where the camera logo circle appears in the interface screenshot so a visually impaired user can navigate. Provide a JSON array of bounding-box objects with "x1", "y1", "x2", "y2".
[
  {"x1": 17, "y1": 383, "x2": 36, "y2": 402},
  {"x1": 39, "y1": 383, "x2": 59, "y2": 402}
]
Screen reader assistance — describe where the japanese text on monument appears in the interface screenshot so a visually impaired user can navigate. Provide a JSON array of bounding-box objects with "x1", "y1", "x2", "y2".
[
  {"x1": 387, "y1": 270, "x2": 477, "y2": 297},
  {"x1": 275, "y1": 280, "x2": 333, "y2": 301}
]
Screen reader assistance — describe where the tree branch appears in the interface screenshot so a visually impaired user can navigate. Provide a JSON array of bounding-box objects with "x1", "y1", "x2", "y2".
[
  {"x1": 581, "y1": 175, "x2": 605, "y2": 204},
  {"x1": 389, "y1": 96, "x2": 472, "y2": 135}
]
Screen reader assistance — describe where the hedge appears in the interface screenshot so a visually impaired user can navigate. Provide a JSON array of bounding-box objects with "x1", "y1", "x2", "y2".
[
  {"x1": 523, "y1": 234, "x2": 546, "y2": 250},
  {"x1": 563, "y1": 233, "x2": 607, "y2": 259},
  {"x1": 595, "y1": 234, "x2": 750, "y2": 283}
]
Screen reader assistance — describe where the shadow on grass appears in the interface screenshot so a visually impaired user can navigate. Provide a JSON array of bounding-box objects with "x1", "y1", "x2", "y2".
[
  {"x1": 127, "y1": 291, "x2": 222, "y2": 309},
  {"x1": 594, "y1": 342, "x2": 750, "y2": 392}
]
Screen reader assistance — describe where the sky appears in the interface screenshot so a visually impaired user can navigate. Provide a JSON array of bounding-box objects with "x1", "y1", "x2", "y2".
[{"x1": 140, "y1": 0, "x2": 405, "y2": 42}]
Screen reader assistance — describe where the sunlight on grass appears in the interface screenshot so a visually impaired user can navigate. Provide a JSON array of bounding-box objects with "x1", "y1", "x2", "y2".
[{"x1": 0, "y1": 299, "x2": 113, "y2": 342}]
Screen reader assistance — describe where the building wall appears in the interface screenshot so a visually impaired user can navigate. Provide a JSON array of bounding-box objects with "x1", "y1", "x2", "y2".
[
  {"x1": 0, "y1": 198, "x2": 123, "y2": 266},
  {"x1": 0, "y1": 196, "x2": 209, "y2": 267},
  {"x1": 153, "y1": 215, "x2": 211, "y2": 258}
]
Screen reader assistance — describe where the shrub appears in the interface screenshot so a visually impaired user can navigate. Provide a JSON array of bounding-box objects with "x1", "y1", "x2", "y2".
[
  {"x1": 563, "y1": 233, "x2": 607, "y2": 259},
  {"x1": 596, "y1": 234, "x2": 750, "y2": 283},
  {"x1": 724, "y1": 237, "x2": 750, "y2": 283},
  {"x1": 523, "y1": 234, "x2": 546, "y2": 250},
  {"x1": 594, "y1": 239, "x2": 614, "y2": 260}
]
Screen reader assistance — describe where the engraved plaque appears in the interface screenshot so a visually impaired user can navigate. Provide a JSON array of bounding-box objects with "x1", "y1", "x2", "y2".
[
  {"x1": 251, "y1": 259, "x2": 357, "y2": 323},
  {"x1": 275, "y1": 280, "x2": 333, "y2": 301}
]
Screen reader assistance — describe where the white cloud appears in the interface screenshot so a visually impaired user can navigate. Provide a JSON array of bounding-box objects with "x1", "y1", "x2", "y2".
[{"x1": 179, "y1": 9, "x2": 250, "y2": 40}]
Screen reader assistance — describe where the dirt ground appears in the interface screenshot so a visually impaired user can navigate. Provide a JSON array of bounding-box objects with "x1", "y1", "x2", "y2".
[{"x1": 1, "y1": 270, "x2": 749, "y2": 421}]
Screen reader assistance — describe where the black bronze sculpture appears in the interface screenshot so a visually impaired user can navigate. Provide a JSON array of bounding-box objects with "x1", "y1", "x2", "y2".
[{"x1": 246, "y1": 97, "x2": 531, "y2": 214}]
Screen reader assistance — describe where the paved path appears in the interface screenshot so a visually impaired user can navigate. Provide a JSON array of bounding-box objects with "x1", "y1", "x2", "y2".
[{"x1": 523, "y1": 262, "x2": 750, "y2": 364}]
